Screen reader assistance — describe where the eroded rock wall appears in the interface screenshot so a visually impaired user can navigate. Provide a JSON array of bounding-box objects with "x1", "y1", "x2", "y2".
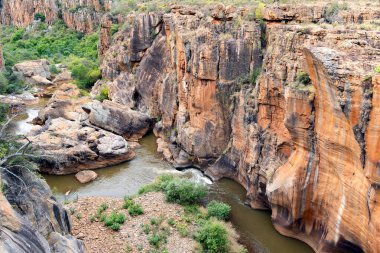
[
  {"x1": 0, "y1": 0, "x2": 112, "y2": 32},
  {"x1": 96, "y1": 4, "x2": 380, "y2": 253}
]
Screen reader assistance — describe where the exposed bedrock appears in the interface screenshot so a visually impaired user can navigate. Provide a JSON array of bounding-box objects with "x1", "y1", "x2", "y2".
[
  {"x1": 0, "y1": 168, "x2": 85, "y2": 253},
  {"x1": 95, "y1": 4, "x2": 380, "y2": 253}
]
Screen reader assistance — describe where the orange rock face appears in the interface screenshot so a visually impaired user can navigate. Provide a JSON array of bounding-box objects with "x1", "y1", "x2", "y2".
[
  {"x1": 0, "y1": 0, "x2": 111, "y2": 32},
  {"x1": 96, "y1": 3, "x2": 380, "y2": 252}
]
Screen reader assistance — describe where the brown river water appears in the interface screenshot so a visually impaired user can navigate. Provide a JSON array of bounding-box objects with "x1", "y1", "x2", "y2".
[{"x1": 12, "y1": 99, "x2": 313, "y2": 253}]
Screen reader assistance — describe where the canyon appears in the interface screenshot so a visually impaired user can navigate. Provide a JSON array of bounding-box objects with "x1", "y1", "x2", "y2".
[{"x1": 1, "y1": 1, "x2": 380, "y2": 253}]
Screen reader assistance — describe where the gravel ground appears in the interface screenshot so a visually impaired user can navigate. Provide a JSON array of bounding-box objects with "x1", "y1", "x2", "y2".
[{"x1": 66, "y1": 192, "x2": 198, "y2": 253}]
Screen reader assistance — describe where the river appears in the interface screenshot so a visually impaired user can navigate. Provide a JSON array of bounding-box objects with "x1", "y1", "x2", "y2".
[{"x1": 12, "y1": 98, "x2": 314, "y2": 253}]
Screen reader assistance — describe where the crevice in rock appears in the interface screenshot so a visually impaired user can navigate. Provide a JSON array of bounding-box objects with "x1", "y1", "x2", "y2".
[{"x1": 353, "y1": 77, "x2": 373, "y2": 169}]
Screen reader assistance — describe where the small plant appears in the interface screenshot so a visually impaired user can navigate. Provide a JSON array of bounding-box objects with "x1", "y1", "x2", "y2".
[
  {"x1": 100, "y1": 213, "x2": 107, "y2": 222},
  {"x1": 151, "y1": 217, "x2": 158, "y2": 226},
  {"x1": 167, "y1": 218, "x2": 175, "y2": 226},
  {"x1": 177, "y1": 223, "x2": 189, "y2": 237},
  {"x1": 69, "y1": 207, "x2": 75, "y2": 215},
  {"x1": 34, "y1": 13, "x2": 46, "y2": 22},
  {"x1": 96, "y1": 203, "x2": 108, "y2": 217},
  {"x1": 149, "y1": 233, "x2": 161, "y2": 248},
  {"x1": 207, "y1": 201, "x2": 231, "y2": 221},
  {"x1": 76, "y1": 213, "x2": 82, "y2": 220},
  {"x1": 49, "y1": 64, "x2": 61, "y2": 75},
  {"x1": 96, "y1": 86, "x2": 109, "y2": 102},
  {"x1": 195, "y1": 219, "x2": 229, "y2": 253},
  {"x1": 142, "y1": 224, "x2": 150, "y2": 235},
  {"x1": 129, "y1": 204, "x2": 144, "y2": 216},
  {"x1": 89, "y1": 215, "x2": 96, "y2": 222},
  {"x1": 110, "y1": 24, "x2": 120, "y2": 36},
  {"x1": 296, "y1": 71, "x2": 311, "y2": 85},
  {"x1": 255, "y1": 3, "x2": 265, "y2": 22},
  {"x1": 110, "y1": 223, "x2": 121, "y2": 231},
  {"x1": 375, "y1": 65, "x2": 380, "y2": 74},
  {"x1": 123, "y1": 196, "x2": 135, "y2": 209}
]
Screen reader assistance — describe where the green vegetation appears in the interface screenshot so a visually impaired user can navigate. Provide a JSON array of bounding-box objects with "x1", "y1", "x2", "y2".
[
  {"x1": 296, "y1": 71, "x2": 311, "y2": 85},
  {"x1": 165, "y1": 178, "x2": 207, "y2": 205},
  {"x1": 96, "y1": 85, "x2": 109, "y2": 102},
  {"x1": 0, "y1": 20, "x2": 100, "y2": 94},
  {"x1": 375, "y1": 65, "x2": 380, "y2": 74},
  {"x1": 103, "y1": 211, "x2": 126, "y2": 231},
  {"x1": 96, "y1": 203, "x2": 109, "y2": 217},
  {"x1": 195, "y1": 219, "x2": 229, "y2": 253},
  {"x1": 128, "y1": 204, "x2": 144, "y2": 216},
  {"x1": 34, "y1": 13, "x2": 46, "y2": 22},
  {"x1": 122, "y1": 196, "x2": 135, "y2": 209},
  {"x1": 207, "y1": 201, "x2": 231, "y2": 220},
  {"x1": 325, "y1": 1, "x2": 349, "y2": 23}
]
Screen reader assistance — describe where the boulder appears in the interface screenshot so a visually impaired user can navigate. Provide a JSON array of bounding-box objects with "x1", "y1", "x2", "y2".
[
  {"x1": 29, "y1": 117, "x2": 135, "y2": 175},
  {"x1": 75, "y1": 170, "x2": 98, "y2": 183},
  {"x1": 53, "y1": 71, "x2": 72, "y2": 84},
  {"x1": 13, "y1": 59, "x2": 52, "y2": 85},
  {"x1": 84, "y1": 100, "x2": 153, "y2": 141}
]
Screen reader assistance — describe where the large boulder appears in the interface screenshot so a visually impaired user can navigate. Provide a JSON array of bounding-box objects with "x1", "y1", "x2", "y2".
[
  {"x1": 29, "y1": 117, "x2": 135, "y2": 175},
  {"x1": 13, "y1": 59, "x2": 52, "y2": 85},
  {"x1": 83, "y1": 100, "x2": 153, "y2": 141}
]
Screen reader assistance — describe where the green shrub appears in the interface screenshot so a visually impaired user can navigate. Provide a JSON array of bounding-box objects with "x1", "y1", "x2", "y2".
[
  {"x1": 96, "y1": 86, "x2": 109, "y2": 102},
  {"x1": 110, "y1": 223, "x2": 121, "y2": 231},
  {"x1": 167, "y1": 218, "x2": 175, "y2": 226},
  {"x1": 49, "y1": 64, "x2": 61, "y2": 75},
  {"x1": 110, "y1": 24, "x2": 120, "y2": 36},
  {"x1": 123, "y1": 196, "x2": 135, "y2": 209},
  {"x1": 97, "y1": 203, "x2": 108, "y2": 217},
  {"x1": 129, "y1": 204, "x2": 144, "y2": 216},
  {"x1": 69, "y1": 57, "x2": 101, "y2": 89},
  {"x1": 34, "y1": 13, "x2": 46, "y2": 22},
  {"x1": 296, "y1": 71, "x2": 311, "y2": 85},
  {"x1": 0, "y1": 104, "x2": 9, "y2": 123},
  {"x1": 207, "y1": 201, "x2": 231, "y2": 220},
  {"x1": 195, "y1": 219, "x2": 229, "y2": 253},
  {"x1": 164, "y1": 178, "x2": 207, "y2": 205},
  {"x1": 255, "y1": 3, "x2": 265, "y2": 21},
  {"x1": 375, "y1": 65, "x2": 380, "y2": 74},
  {"x1": 138, "y1": 174, "x2": 174, "y2": 195},
  {"x1": 148, "y1": 233, "x2": 161, "y2": 248}
]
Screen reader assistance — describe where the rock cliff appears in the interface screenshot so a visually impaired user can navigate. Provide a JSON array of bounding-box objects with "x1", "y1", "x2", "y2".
[
  {"x1": 95, "y1": 3, "x2": 380, "y2": 253},
  {"x1": 0, "y1": 0, "x2": 112, "y2": 32},
  {"x1": 0, "y1": 167, "x2": 85, "y2": 253}
]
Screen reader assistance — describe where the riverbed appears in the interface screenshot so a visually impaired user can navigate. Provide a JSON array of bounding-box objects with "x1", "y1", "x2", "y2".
[{"x1": 13, "y1": 99, "x2": 314, "y2": 253}]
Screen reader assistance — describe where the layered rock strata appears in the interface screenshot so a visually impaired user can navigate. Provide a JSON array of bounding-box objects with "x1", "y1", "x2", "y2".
[{"x1": 95, "y1": 4, "x2": 380, "y2": 253}]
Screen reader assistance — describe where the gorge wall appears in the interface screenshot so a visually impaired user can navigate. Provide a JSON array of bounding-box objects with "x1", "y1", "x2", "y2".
[
  {"x1": 94, "y1": 3, "x2": 380, "y2": 253},
  {"x1": 0, "y1": 0, "x2": 112, "y2": 32},
  {"x1": 2, "y1": 1, "x2": 380, "y2": 253}
]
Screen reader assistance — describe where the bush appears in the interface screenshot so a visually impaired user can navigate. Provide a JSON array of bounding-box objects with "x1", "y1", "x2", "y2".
[
  {"x1": 164, "y1": 178, "x2": 207, "y2": 205},
  {"x1": 110, "y1": 223, "x2": 121, "y2": 231},
  {"x1": 296, "y1": 71, "x2": 311, "y2": 85},
  {"x1": 138, "y1": 174, "x2": 174, "y2": 195},
  {"x1": 34, "y1": 13, "x2": 46, "y2": 22},
  {"x1": 195, "y1": 219, "x2": 229, "y2": 253},
  {"x1": 0, "y1": 104, "x2": 9, "y2": 123},
  {"x1": 375, "y1": 65, "x2": 380, "y2": 74},
  {"x1": 207, "y1": 201, "x2": 231, "y2": 221},
  {"x1": 255, "y1": 3, "x2": 265, "y2": 21},
  {"x1": 122, "y1": 196, "x2": 135, "y2": 209},
  {"x1": 49, "y1": 64, "x2": 61, "y2": 75},
  {"x1": 96, "y1": 86, "x2": 109, "y2": 102},
  {"x1": 110, "y1": 24, "x2": 120, "y2": 36},
  {"x1": 325, "y1": 2, "x2": 348, "y2": 23},
  {"x1": 129, "y1": 204, "x2": 144, "y2": 216},
  {"x1": 69, "y1": 57, "x2": 101, "y2": 89}
]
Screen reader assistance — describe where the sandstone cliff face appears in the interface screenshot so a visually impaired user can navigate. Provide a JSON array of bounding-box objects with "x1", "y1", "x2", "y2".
[
  {"x1": 0, "y1": 0, "x2": 112, "y2": 32},
  {"x1": 96, "y1": 3, "x2": 380, "y2": 253}
]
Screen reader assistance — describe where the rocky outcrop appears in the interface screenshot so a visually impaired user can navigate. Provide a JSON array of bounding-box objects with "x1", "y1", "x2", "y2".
[
  {"x1": 0, "y1": 0, "x2": 112, "y2": 33},
  {"x1": 29, "y1": 84, "x2": 136, "y2": 175},
  {"x1": 0, "y1": 44, "x2": 4, "y2": 71},
  {"x1": 97, "y1": 4, "x2": 380, "y2": 253},
  {"x1": 83, "y1": 100, "x2": 153, "y2": 141},
  {"x1": 0, "y1": 167, "x2": 85, "y2": 253},
  {"x1": 13, "y1": 59, "x2": 52, "y2": 86}
]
